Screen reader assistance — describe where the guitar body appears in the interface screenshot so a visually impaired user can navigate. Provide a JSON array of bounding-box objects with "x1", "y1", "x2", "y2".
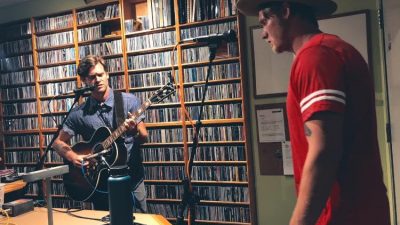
[{"x1": 63, "y1": 126, "x2": 127, "y2": 202}]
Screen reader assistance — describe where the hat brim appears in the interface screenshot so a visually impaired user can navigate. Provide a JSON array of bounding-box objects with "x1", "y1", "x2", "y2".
[{"x1": 237, "y1": 0, "x2": 337, "y2": 17}]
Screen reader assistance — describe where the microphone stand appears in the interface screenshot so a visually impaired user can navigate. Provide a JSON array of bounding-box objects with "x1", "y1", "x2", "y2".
[
  {"x1": 176, "y1": 42, "x2": 219, "y2": 225},
  {"x1": 34, "y1": 92, "x2": 83, "y2": 203}
]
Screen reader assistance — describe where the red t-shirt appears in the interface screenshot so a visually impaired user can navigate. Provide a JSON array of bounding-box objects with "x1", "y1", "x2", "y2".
[{"x1": 286, "y1": 33, "x2": 390, "y2": 225}]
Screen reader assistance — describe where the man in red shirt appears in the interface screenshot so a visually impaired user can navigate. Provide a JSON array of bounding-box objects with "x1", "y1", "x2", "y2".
[{"x1": 237, "y1": 0, "x2": 390, "y2": 224}]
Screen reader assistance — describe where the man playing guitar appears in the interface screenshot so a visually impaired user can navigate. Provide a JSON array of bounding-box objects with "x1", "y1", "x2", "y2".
[{"x1": 52, "y1": 55, "x2": 149, "y2": 212}]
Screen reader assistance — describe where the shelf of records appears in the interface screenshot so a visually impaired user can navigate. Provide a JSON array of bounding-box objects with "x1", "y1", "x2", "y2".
[
  {"x1": 146, "y1": 202, "x2": 250, "y2": 223},
  {"x1": 78, "y1": 39, "x2": 122, "y2": 57},
  {"x1": 127, "y1": 50, "x2": 177, "y2": 70},
  {"x1": 146, "y1": 183, "x2": 248, "y2": 202},
  {"x1": 2, "y1": 117, "x2": 38, "y2": 132},
  {"x1": 3, "y1": 149, "x2": 61, "y2": 164},
  {"x1": 76, "y1": 2, "x2": 120, "y2": 26},
  {"x1": 0, "y1": 6, "x2": 239, "y2": 75},
  {"x1": 0, "y1": 38, "x2": 32, "y2": 57},
  {"x1": 128, "y1": 61, "x2": 239, "y2": 88},
  {"x1": 177, "y1": 0, "x2": 237, "y2": 24},
  {"x1": 4, "y1": 149, "x2": 247, "y2": 173},
  {"x1": 129, "y1": 70, "x2": 178, "y2": 88},
  {"x1": 124, "y1": 0, "x2": 174, "y2": 32},
  {"x1": 184, "y1": 81, "x2": 241, "y2": 101},
  {"x1": 144, "y1": 123, "x2": 243, "y2": 144},
  {"x1": 34, "y1": 13, "x2": 73, "y2": 34},
  {"x1": 129, "y1": 87, "x2": 179, "y2": 106},
  {"x1": 1, "y1": 132, "x2": 80, "y2": 149},
  {"x1": 0, "y1": 3, "x2": 237, "y2": 53},
  {"x1": 77, "y1": 23, "x2": 121, "y2": 43},
  {"x1": 0, "y1": 21, "x2": 32, "y2": 41},
  {"x1": 32, "y1": 1, "x2": 119, "y2": 33},
  {"x1": 104, "y1": 57, "x2": 124, "y2": 72},
  {"x1": 33, "y1": 29, "x2": 122, "y2": 55},
  {"x1": 144, "y1": 162, "x2": 248, "y2": 187},
  {"x1": 50, "y1": 199, "x2": 93, "y2": 209},
  {"x1": 36, "y1": 48, "x2": 75, "y2": 66},
  {"x1": 181, "y1": 43, "x2": 238, "y2": 64},
  {"x1": 1, "y1": 81, "x2": 243, "y2": 119},
  {"x1": 38, "y1": 64, "x2": 77, "y2": 81},
  {"x1": 0, "y1": 70, "x2": 35, "y2": 87},
  {"x1": 0, "y1": 86, "x2": 36, "y2": 102},
  {"x1": 0, "y1": 54, "x2": 33, "y2": 72},
  {"x1": 123, "y1": 0, "x2": 237, "y2": 32},
  {"x1": 2, "y1": 134, "x2": 39, "y2": 148},
  {"x1": 141, "y1": 144, "x2": 245, "y2": 162},
  {"x1": 40, "y1": 98, "x2": 76, "y2": 113},
  {"x1": 124, "y1": 19, "x2": 237, "y2": 53},
  {"x1": 38, "y1": 80, "x2": 76, "y2": 97},
  {"x1": 0, "y1": 89, "x2": 213, "y2": 123},
  {"x1": 1, "y1": 97, "x2": 77, "y2": 119},
  {"x1": 142, "y1": 102, "x2": 242, "y2": 123},
  {"x1": 35, "y1": 31, "x2": 74, "y2": 50},
  {"x1": 2, "y1": 101, "x2": 37, "y2": 116},
  {"x1": 180, "y1": 19, "x2": 237, "y2": 40},
  {"x1": 107, "y1": 73, "x2": 125, "y2": 90},
  {"x1": 126, "y1": 29, "x2": 176, "y2": 51}
]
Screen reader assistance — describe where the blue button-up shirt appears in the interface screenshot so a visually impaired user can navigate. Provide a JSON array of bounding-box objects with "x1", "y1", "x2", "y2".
[{"x1": 63, "y1": 89, "x2": 144, "y2": 160}]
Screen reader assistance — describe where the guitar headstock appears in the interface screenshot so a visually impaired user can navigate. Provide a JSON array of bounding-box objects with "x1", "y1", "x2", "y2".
[
  {"x1": 122, "y1": 82, "x2": 176, "y2": 127},
  {"x1": 149, "y1": 82, "x2": 176, "y2": 104}
]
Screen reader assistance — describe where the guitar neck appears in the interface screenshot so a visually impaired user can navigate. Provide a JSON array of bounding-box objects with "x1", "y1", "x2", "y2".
[{"x1": 102, "y1": 100, "x2": 151, "y2": 149}]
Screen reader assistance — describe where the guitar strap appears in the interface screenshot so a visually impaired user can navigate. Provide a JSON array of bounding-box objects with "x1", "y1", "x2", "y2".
[
  {"x1": 113, "y1": 90, "x2": 125, "y2": 128},
  {"x1": 112, "y1": 90, "x2": 128, "y2": 165}
]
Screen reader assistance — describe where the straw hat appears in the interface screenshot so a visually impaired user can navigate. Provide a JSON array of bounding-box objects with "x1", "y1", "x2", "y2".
[{"x1": 236, "y1": 0, "x2": 337, "y2": 17}]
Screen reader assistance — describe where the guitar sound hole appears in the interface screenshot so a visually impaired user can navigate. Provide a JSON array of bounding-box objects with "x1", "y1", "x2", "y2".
[{"x1": 93, "y1": 143, "x2": 104, "y2": 153}]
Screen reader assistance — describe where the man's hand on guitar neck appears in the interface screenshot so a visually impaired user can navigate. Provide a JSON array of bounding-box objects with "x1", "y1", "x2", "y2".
[
  {"x1": 124, "y1": 112, "x2": 139, "y2": 130},
  {"x1": 125, "y1": 112, "x2": 149, "y2": 144}
]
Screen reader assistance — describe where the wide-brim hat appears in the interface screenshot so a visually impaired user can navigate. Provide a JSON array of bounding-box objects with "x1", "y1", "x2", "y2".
[{"x1": 236, "y1": 0, "x2": 337, "y2": 17}]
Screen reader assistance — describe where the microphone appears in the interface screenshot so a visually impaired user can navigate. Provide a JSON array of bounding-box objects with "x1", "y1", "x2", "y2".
[
  {"x1": 63, "y1": 85, "x2": 96, "y2": 95},
  {"x1": 180, "y1": 29, "x2": 237, "y2": 44},
  {"x1": 83, "y1": 149, "x2": 111, "y2": 161}
]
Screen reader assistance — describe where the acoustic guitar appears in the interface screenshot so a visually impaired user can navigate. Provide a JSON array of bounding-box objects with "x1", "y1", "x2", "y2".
[{"x1": 63, "y1": 82, "x2": 175, "y2": 201}]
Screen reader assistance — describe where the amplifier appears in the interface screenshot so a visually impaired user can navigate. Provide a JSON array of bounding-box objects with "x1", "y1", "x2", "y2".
[{"x1": 2, "y1": 199, "x2": 34, "y2": 216}]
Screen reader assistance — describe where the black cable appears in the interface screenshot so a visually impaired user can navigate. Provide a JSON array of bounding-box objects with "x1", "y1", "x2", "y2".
[
  {"x1": 65, "y1": 208, "x2": 104, "y2": 222},
  {"x1": 52, "y1": 208, "x2": 79, "y2": 213}
]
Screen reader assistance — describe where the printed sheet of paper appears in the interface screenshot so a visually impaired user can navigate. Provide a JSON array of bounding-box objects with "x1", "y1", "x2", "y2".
[
  {"x1": 256, "y1": 108, "x2": 286, "y2": 143},
  {"x1": 282, "y1": 141, "x2": 293, "y2": 175}
]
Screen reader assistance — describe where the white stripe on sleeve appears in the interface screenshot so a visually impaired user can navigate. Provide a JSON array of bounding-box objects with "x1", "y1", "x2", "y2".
[
  {"x1": 301, "y1": 95, "x2": 345, "y2": 113},
  {"x1": 300, "y1": 89, "x2": 345, "y2": 107}
]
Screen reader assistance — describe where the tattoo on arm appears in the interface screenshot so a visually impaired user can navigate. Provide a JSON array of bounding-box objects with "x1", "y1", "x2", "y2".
[
  {"x1": 304, "y1": 124, "x2": 312, "y2": 137},
  {"x1": 53, "y1": 143, "x2": 72, "y2": 157}
]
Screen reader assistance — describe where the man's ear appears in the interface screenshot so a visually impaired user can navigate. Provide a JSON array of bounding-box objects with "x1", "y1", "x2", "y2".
[{"x1": 281, "y1": 2, "x2": 291, "y2": 19}]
